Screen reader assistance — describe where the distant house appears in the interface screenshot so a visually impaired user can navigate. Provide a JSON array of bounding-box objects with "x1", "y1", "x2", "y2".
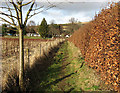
[
  {"x1": 26, "y1": 33, "x2": 33, "y2": 37},
  {"x1": 33, "y1": 33, "x2": 40, "y2": 37},
  {"x1": 26, "y1": 33, "x2": 40, "y2": 37},
  {"x1": 15, "y1": 34, "x2": 19, "y2": 36},
  {"x1": 65, "y1": 35, "x2": 70, "y2": 38},
  {"x1": 26, "y1": 26, "x2": 40, "y2": 37}
]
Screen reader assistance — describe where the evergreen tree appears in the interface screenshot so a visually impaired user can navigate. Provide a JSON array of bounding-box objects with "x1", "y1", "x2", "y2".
[
  {"x1": 2, "y1": 24, "x2": 7, "y2": 36},
  {"x1": 39, "y1": 18, "x2": 48, "y2": 38}
]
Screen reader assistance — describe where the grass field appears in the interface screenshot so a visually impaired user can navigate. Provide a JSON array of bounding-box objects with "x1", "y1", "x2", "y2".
[
  {"x1": 4, "y1": 36, "x2": 43, "y2": 39},
  {"x1": 26, "y1": 41, "x2": 110, "y2": 92}
]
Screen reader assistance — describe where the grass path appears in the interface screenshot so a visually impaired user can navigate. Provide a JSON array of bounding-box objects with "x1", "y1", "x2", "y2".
[
  {"x1": 26, "y1": 41, "x2": 110, "y2": 92},
  {"x1": 48, "y1": 41, "x2": 102, "y2": 92}
]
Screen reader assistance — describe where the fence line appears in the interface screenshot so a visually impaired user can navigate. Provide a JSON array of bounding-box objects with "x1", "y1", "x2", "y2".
[
  {"x1": 2, "y1": 38, "x2": 65, "y2": 88},
  {"x1": 2, "y1": 38, "x2": 63, "y2": 59}
]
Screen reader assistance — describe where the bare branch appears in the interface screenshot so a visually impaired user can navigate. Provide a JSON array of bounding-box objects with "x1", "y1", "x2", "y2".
[
  {"x1": 47, "y1": 0, "x2": 56, "y2": 7},
  {"x1": 22, "y1": 1, "x2": 33, "y2": 6},
  {"x1": 31, "y1": 6, "x2": 44, "y2": 11},
  {"x1": 28, "y1": 5, "x2": 55, "y2": 20},
  {"x1": 0, "y1": 7, "x2": 15, "y2": 10},
  {"x1": 10, "y1": 0, "x2": 20, "y2": 26},
  {"x1": 24, "y1": 0, "x2": 35, "y2": 26},
  {"x1": 5, "y1": 2, "x2": 16, "y2": 25},
  {"x1": 10, "y1": 0, "x2": 19, "y2": 9},
  {"x1": 0, "y1": 17, "x2": 16, "y2": 27},
  {"x1": 0, "y1": 11, "x2": 17, "y2": 19},
  {"x1": 0, "y1": 12, "x2": 12, "y2": 21}
]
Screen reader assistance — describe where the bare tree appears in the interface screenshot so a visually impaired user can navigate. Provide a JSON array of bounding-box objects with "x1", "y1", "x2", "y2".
[
  {"x1": 68, "y1": 17, "x2": 79, "y2": 34},
  {"x1": 28, "y1": 20, "x2": 36, "y2": 26},
  {"x1": 0, "y1": 0, "x2": 55, "y2": 90},
  {"x1": 69, "y1": 17, "x2": 78, "y2": 24},
  {"x1": 49, "y1": 19, "x2": 55, "y2": 37},
  {"x1": 26, "y1": 20, "x2": 36, "y2": 36}
]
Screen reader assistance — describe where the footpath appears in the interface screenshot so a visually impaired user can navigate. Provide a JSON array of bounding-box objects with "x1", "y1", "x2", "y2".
[{"x1": 27, "y1": 41, "x2": 112, "y2": 92}]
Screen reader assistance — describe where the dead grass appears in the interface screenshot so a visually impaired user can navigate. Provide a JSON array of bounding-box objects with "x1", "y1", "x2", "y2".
[
  {"x1": 1, "y1": 39, "x2": 65, "y2": 92},
  {"x1": 2, "y1": 40, "x2": 113, "y2": 92}
]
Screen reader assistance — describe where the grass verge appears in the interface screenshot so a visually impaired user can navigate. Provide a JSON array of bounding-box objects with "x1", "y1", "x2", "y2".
[
  {"x1": 34, "y1": 41, "x2": 111, "y2": 92},
  {"x1": 3, "y1": 41, "x2": 112, "y2": 92}
]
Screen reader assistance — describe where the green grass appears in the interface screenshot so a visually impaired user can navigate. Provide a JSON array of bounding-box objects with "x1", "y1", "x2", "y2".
[
  {"x1": 57, "y1": 41, "x2": 102, "y2": 92},
  {"x1": 2, "y1": 40, "x2": 112, "y2": 92},
  {"x1": 32, "y1": 42, "x2": 68, "y2": 91},
  {"x1": 35, "y1": 41, "x2": 102, "y2": 92},
  {"x1": 3, "y1": 35, "x2": 50, "y2": 39},
  {"x1": 24, "y1": 36, "x2": 43, "y2": 39},
  {"x1": 4, "y1": 36, "x2": 19, "y2": 38},
  {"x1": 25, "y1": 41, "x2": 109, "y2": 92}
]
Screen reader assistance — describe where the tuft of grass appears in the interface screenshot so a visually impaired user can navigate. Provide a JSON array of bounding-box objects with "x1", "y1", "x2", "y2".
[{"x1": 85, "y1": 85, "x2": 99, "y2": 91}]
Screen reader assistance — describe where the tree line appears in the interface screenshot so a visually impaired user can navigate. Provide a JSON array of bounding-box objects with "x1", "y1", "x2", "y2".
[
  {"x1": 2, "y1": 17, "x2": 81, "y2": 38},
  {"x1": 2, "y1": 18, "x2": 62, "y2": 38}
]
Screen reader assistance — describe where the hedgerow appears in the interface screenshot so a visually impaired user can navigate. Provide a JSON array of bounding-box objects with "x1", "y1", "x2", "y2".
[{"x1": 69, "y1": 2, "x2": 120, "y2": 91}]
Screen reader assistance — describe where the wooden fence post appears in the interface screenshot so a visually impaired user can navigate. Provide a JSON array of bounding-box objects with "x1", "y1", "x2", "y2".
[
  {"x1": 46, "y1": 43, "x2": 47, "y2": 53},
  {"x1": 5, "y1": 40, "x2": 7, "y2": 50},
  {"x1": 14, "y1": 42, "x2": 15, "y2": 55},
  {"x1": 26, "y1": 48, "x2": 29, "y2": 69},
  {"x1": 51, "y1": 41, "x2": 53, "y2": 48},
  {"x1": 43, "y1": 46, "x2": 45, "y2": 55},
  {"x1": 54, "y1": 41, "x2": 56, "y2": 46},
  {"x1": 57, "y1": 39, "x2": 59, "y2": 45},
  {"x1": 17, "y1": 45, "x2": 19, "y2": 56},
  {"x1": 10, "y1": 42, "x2": 12, "y2": 56},
  {"x1": 40, "y1": 43, "x2": 41, "y2": 56},
  {"x1": 50, "y1": 42, "x2": 51, "y2": 49},
  {"x1": 5, "y1": 41, "x2": 7, "y2": 56}
]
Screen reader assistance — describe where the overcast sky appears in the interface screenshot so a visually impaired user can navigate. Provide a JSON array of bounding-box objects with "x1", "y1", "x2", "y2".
[
  {"x1": 0, "y1": 0, "x2": 119, "y2": 25},
  {"x1": 31, "y1": 2, "x2": 108, "y2": 24}
]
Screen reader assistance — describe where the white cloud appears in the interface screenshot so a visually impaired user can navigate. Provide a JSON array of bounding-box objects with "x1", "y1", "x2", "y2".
[
  {"x1": 0, "y1": 1, "x2": 119, "y2": 25},
  {"x1": 33, "y1": 2, "x2": 107, "y2": 24},
  {"x1": 0, "y1": 0, "x2": 119, "y2": 3}
]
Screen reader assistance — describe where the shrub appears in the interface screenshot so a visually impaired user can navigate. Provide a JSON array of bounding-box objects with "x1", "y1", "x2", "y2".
[{"x1": 69, "y1": 2, "x2": 120, "y2": 91}]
